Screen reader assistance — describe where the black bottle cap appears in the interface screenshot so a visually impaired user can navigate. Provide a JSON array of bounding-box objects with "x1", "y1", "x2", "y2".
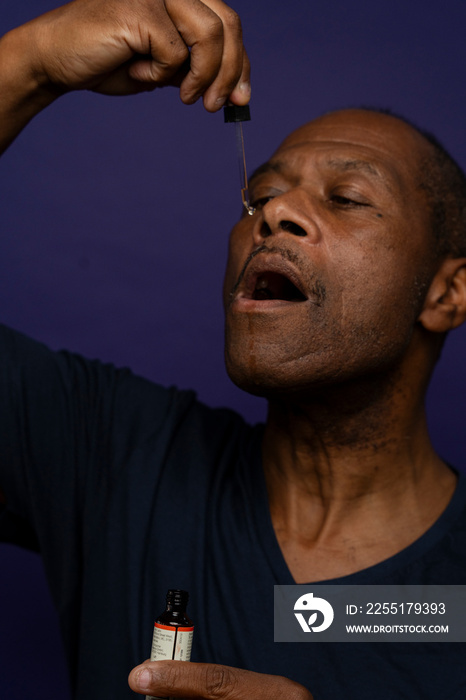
[
  {"x1": 166, "y1": 589, "x2": 189, "y2": 607},
  {"x1": 223, "y1": 104, "x2": 251, "y2": 123}
]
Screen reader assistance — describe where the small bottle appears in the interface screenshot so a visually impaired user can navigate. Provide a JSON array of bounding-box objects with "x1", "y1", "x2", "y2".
[{"x1": 146, "y1": 589, "x2": 194, "y2": 700}]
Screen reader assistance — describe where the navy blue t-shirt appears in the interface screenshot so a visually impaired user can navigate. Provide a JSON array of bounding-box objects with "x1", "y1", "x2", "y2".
[{"x1": 0, "y1": 324, "x2": 465, "y2": 700}]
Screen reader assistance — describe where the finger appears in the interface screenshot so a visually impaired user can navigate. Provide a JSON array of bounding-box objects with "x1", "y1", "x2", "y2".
[
  {"x1": 127, "y1": 9, "x2": 190, "y2": 85},
  {"x1": 92, "y1": 68, "x2": 159, "y2": 95},
  {"x1": 198, "y1": 0, "x2": 249, "y2": 111},
  {"x1": 165, "y1": 0, "x2": 226, "y2": 104},
  {"x1": 128, "y1": 660, "x2": 314, "y2": 700},
  {"x1": 225, "y1": 47, "x2": 251, "y2": 108}
]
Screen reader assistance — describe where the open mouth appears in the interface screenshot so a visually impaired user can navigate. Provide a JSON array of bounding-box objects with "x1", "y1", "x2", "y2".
[
  {"x1": 252, "y1": 272, "x2": 307, "y2": 302},
  {"x1": 229, "y1": 247, "x2": 325, "y2": 309}
]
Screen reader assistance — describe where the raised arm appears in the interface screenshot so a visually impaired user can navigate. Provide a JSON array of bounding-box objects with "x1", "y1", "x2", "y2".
[{"x1": 0, "y1": 0, "x2": 251, "y2": 154}]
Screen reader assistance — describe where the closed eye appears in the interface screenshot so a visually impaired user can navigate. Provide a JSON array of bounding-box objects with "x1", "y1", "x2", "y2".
[
  {"x1": 330, "y1": 194, "x2": 370, "y2": 207},
  {"x1": 249, "y1": 195, "x2": 275, "y2": 210}
]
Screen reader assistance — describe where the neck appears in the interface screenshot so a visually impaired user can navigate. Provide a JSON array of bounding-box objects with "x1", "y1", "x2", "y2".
[
  {"x1": 262, "y1": 372, "x2": 456, "y2": 581},
  {"x1": 264, "y1": 372, "x2": 433, "y2": 496}
]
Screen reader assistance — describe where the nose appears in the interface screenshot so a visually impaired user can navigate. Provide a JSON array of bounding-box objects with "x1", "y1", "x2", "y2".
[{"x1": 251, "y1": 190, "x2": 321, "y2": 246}]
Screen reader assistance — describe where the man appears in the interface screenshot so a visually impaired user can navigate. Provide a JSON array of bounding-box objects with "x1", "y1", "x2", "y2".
[{"x1": 1, "y1": 1, "x2": 466, "y2": 699}]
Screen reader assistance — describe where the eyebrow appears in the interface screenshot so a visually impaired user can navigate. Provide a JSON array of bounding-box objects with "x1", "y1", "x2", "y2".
[
  {"x1": 248, "y1": 156, "x2": 395, "y2": 195},
  {"x1": 249, "y1": 158, "x2": 383, "y2": 183},
  {"x1": 326, "y1": 158, "x2": 396, "y2": 195},
  {"x1": 326, "y1": 158, "x2": 381, "y2": 178},
  {"x1": 248, "y1": 161, "x2": 286, "y2": 184}
]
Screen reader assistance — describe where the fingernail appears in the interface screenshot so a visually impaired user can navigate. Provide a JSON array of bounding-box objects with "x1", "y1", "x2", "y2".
[
  {"x1": 216, "y1": 96, "x2": 227, "y2": 106},
  {"x1": 183, "y1": 91, "x2": 200, "y2": 105},
  {"x1": 239, "y1": 81, "x2": 251, "y2": 96},
  {"x1": 137, "y1": 668, "x2": 151, "y2": 690}
]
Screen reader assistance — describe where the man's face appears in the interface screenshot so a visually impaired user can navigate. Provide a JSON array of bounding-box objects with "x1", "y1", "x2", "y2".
[{"x1": 223, "y1": 109, "x2": 437, "y2": 397}]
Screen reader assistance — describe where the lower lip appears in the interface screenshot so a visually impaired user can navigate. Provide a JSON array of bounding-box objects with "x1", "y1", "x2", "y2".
[{"x1": 230, "y1": 297, "x2": 308, "y2": 312}]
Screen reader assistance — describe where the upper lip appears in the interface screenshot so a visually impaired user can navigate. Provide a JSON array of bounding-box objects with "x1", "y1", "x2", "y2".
[{"x1": 231, "y1": 249, "x2": 310, "y2": 303}]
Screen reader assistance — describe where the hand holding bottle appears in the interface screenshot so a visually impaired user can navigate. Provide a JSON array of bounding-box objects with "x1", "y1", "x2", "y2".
[{"x1": 129, "y1": 660, "x2": 314, "y2": 699}]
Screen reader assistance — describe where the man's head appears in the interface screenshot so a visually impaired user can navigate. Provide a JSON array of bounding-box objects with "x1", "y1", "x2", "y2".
[
  {"x1": 393, "y1": 113, "x2": 466, "y2": 260},
  {"x1": 223, "y1": 108, "x2": 466, "y2": 399}
]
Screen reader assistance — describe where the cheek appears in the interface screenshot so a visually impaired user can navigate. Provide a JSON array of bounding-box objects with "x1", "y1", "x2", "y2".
[
  {"x1": 336, "y1": 231, "x2": 421, "y2": 302},
  {"x1": 326, "y1": 236, "x2": 428, "y2": 353},
  {"x1": 222, "y1": 224, "x2": 251, "y2": 308}
]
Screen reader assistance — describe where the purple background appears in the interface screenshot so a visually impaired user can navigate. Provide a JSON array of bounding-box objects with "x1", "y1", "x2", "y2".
[{"x1": 1, "y1": 1, "x2": 466, "y2": 697}]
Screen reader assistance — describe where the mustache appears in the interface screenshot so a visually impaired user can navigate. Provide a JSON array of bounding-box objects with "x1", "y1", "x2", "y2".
[{"x1": 229, "y1": 244, "x2": 327, "y2": 305}]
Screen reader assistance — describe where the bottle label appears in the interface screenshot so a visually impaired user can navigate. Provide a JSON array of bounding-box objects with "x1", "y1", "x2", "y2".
[{"x1": 146, "y1": 624, "x2": 194, "y2": 700}]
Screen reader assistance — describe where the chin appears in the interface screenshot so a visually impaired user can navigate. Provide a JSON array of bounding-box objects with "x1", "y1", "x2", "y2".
[
  {"x1": 224, "y1": 331, "x2": 412, "y2": 403},
  {"x1": 224, "y1": 345, "x2": 318, "y2": 399},
  {"x1": 225, "y1": 364, "x2": 273, "y2": 398}
]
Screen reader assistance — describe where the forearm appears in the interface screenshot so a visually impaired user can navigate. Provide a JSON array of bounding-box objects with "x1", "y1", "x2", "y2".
[{"x1": 0, "y1": 25, "x2": 60, "y2": 155}]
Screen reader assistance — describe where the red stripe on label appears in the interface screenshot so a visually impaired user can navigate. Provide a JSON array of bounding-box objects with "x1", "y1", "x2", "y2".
[{"x1": 153, "y1": 623, "x2": 194, "y2": 632}]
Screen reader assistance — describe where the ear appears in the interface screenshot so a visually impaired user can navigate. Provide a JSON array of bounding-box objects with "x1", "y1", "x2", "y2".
[{"x1": 418, "y1": 258, "x2": 466, "y2": 332}]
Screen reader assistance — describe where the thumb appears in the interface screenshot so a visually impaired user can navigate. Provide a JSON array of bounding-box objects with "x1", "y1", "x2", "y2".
[{"x1": 129, "y1": 660, "x2": 314, "y2": 699}]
